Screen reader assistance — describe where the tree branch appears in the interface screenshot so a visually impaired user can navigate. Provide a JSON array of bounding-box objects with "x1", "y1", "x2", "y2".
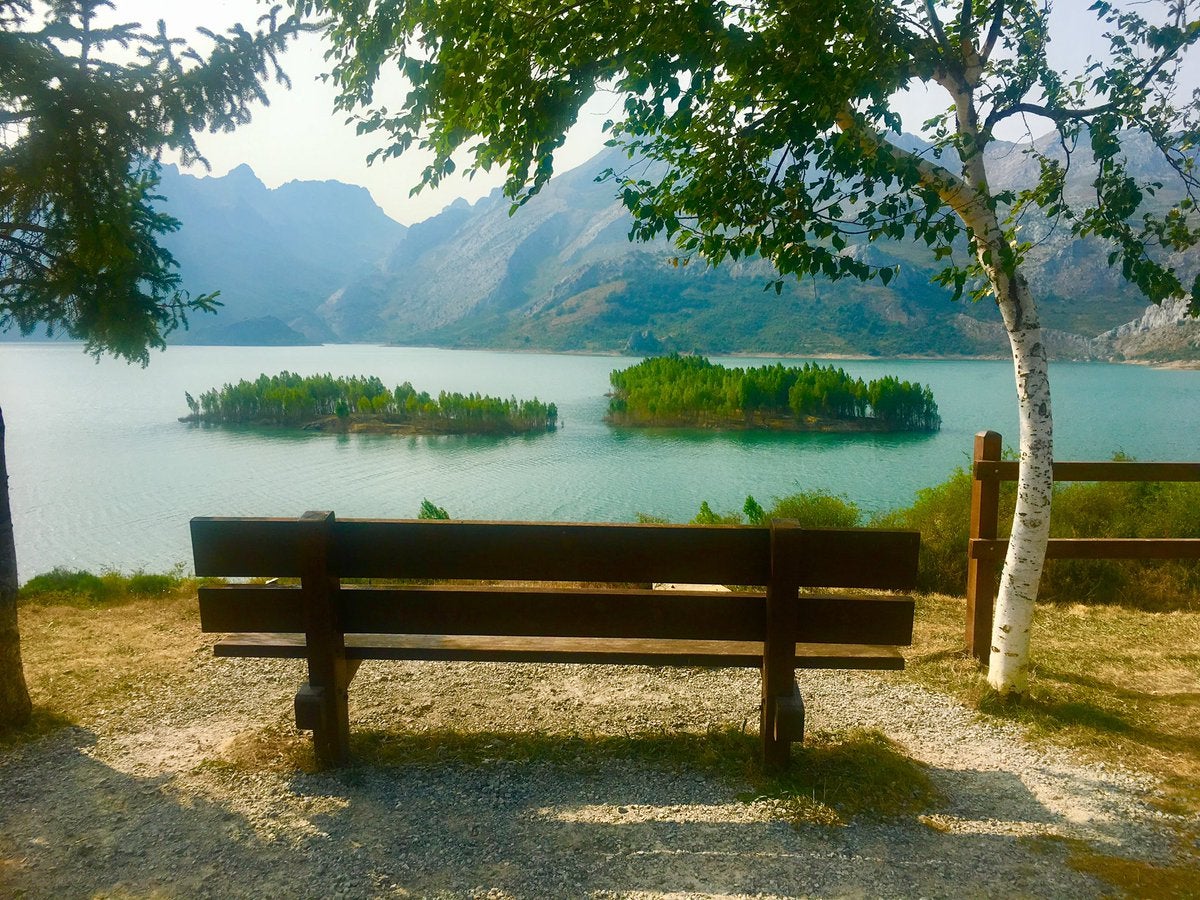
[
  {"x1": 833, "y1": 107, "x2": 975, "y2": 218},
  {"x1": 985, "y1": 30, "x2": 1199, "y2": 133},
  {"x1": 924, "y1": 0, "x2": 951, "y2": 50},
  {"x1": 979, "y1": 1, "x2": 1005, "y2": 63}
]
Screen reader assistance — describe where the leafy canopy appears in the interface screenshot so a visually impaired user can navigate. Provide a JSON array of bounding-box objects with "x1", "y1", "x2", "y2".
[
  {"x1": 295, "y1": 0, "x2": 1200, "y2": 307},
  {"x1": 0, "y1": 0, "x2": 309, "y2": 364}
]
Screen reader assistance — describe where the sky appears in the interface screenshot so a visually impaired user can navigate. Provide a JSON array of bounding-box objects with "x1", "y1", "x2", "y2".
[{"x1": 109, "y1": 1, "x2": 1195, "y2": 227}]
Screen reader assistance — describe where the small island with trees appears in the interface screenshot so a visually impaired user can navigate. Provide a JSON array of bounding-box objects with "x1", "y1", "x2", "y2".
[
  {"x1": 181, "y1": 371, "x2": 558, "y2": 435},
  {"x1": 607, "y1": 356, "x2": 940, "y2": 433}
]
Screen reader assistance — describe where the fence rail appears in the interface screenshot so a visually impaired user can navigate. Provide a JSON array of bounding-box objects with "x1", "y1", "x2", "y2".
[{"x1": 965, "y1": 431, "x2": 1200, "y2": 661}]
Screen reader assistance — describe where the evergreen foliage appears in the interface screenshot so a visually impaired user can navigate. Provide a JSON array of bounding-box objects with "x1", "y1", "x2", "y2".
[
  {"x1": 608, "y1": 356, "x2": 939, "y2": 432},
  {"x1": 185, "y1": 371, "x2": 558, "y2": 434},
  {"x1": 0, "y1": 0, "x2": 308, "y2": 730},
  {"x1": 418, "y1": 499, "x2": 450, "y2": 520}
]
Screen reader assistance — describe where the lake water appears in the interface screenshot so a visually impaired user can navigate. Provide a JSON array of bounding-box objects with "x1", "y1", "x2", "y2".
[{"x1": 3, "y1": 343, "x2": 1199, "y2": 578}]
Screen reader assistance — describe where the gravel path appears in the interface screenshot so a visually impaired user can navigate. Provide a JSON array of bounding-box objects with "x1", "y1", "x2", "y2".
[{"x1": 0, "y1": 636, "x2": 1185, "y2": 898}]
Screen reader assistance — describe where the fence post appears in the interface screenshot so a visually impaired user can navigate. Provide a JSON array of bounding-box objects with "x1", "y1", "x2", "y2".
[
  {"x1": 965, "y1": 431, "x2": 1002, "y2": 663},
  {"x1": 295, "y1": 510, "x2": 351, "y2": 766}
]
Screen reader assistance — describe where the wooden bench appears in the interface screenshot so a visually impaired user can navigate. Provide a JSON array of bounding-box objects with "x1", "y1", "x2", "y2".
[{"x1": 191, "y1": 513, "x2": 919, "y2": 769}]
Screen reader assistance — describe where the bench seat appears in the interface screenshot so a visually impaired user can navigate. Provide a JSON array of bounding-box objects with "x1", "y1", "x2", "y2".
[{"x1": 214, "y1": 632, "x2": 906, "y2": 669}]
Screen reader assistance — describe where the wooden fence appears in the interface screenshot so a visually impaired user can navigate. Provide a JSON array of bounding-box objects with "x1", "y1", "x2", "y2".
[{"x1": 965, "y1": 430, "x2": 1200, "y2": 661}]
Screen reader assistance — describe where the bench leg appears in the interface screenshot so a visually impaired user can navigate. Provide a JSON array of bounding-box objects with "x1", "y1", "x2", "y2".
[
  {"x1": 761, "y1": 679, "x2": 805, "y2": 772},
  {"x1": 295, "y1": 675, "x2": 351, "y2": 766}
]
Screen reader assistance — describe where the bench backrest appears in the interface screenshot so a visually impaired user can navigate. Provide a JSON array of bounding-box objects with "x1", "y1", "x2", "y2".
[{"x1": 192, "y1": 515, "x2": 919, "y2": 646}]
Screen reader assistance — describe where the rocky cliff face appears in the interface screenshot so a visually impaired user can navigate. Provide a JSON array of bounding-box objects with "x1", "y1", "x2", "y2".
[{"x1": 1098, "y1": 297, "x2": 1200, "y2": 362}]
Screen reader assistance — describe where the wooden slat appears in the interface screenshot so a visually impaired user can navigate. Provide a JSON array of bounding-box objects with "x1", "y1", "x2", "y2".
[
  {"x1": 976, "y1": 460, "x2": 1200, "y2": 483},
  {"x1": 213, "y1": 633, "x2": 905, "y2": 670},
  {"x1": 772, "y1": 528, "x2": 920, "y2": 589},
  {"x1": 202, "y1": 584, "x2": 915, "y2": 644},
  {"x1": 193, "y1": 517, "x2": 920, "y2": 587},
  {"x1": 341, "y1": 586, "x2": 764, "y2": 640},
  {"x1": 971, "y1": 537, "x2": 1200, "y2": 560},
  {"x1": 199, "y1": 585, "x2": 303, "y2": 633},
  {"x1": 191, "y1": 517, "x2": 310, "y2": 577},
  {"x1": 796, "y1": 594, "x2": 915, "y2": 646},
  {"x1": 333, "y1": 519, "x2": 771, "y2": 584}
]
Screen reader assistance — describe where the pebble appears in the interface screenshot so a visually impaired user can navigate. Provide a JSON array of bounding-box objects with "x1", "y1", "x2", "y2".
[{"x1": 0, "y1": 652, "x2": 1186, "y2": 898}]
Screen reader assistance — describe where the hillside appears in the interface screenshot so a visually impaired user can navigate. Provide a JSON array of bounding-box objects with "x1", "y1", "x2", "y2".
[
  {"x1": 7, "y1": 136, "x2": 1194, "y2": 358},
  {"x1": 157, "y1": 164, "x2": 406, "y2": 345},
  {"x1": 321, "y1": 139, "x2": 1186, "y2": 358}
]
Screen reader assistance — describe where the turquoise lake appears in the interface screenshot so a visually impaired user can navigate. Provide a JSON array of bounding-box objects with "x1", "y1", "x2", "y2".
[{"x1": 3, "y1": 343, "x2": 1199, "y2": 578}]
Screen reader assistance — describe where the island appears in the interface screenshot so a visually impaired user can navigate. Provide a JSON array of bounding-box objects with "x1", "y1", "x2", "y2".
[
  {"x1": 607, "y1": 356, "x2": 940, "y2": 433},
  {"x1": 181, "y1": 371, "x2": 558, "y2": 435}
]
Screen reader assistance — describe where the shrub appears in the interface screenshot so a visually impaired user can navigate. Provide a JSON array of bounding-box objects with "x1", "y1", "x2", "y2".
[
  {"x1": 125, "y1": 571, "x2": 180, "y2": 597},
  {"x1": 690, "y1": 501, "x2": 743, "y2": 525},
  {"x1": 21, "y1": 568, "x2": 110, "y2": 602},
  {"x1": 870, "y1": 468, "x2": 1017, "y2": 595},
  {"x1": 768, "y1": 490, "x2": 862, "y2": 529},
  {"x1": 417, "y1": 499, "x2": 450, "y2": 520}
]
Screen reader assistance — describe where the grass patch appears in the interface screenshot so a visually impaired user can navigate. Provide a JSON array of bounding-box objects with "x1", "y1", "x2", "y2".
[
  {"x1": 20, "y1": 566, "x2": 218, "y2": 606},
  {"x1": 1024, "y1": 835, "x2": 1200, "y2": 900},
  {"x1": 908, "y1": 593, "x2": 1200, "y2": 827},
  {"x1": 745, "y1": 728, "x2": 944, "y2": 827},
  {"x1": 14, "y1": 592, "x2": 207, "y2": 734}
]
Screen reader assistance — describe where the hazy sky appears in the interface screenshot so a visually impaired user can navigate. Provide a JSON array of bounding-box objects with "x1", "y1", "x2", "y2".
[{"x1": 112, "y1": 1, "x2": 1193, "y2": 226}]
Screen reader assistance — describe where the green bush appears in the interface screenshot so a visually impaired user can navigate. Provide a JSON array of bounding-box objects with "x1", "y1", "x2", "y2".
[
  {"x1": 872, "y1": 462, "x2": 1200, "y2": 608},
  {"x1": 871, "y1": 468, "x2": 1018, "y2": 595},
  {"x1": 690, "y1": 501, "x2": 743, "y2": 525},
  {"x1": 21, "y1": 567, "x2": 191, "y2": 603},
  {"x1": 418, "y1": 499, "x2": 450, "y2": 520},
  {"x1": 125, "y1": 571, "x2": 180, "y2": 596},
  {"x1": 768, "y1": 490, "x2": 862, "y2": 529},
  {"x1": 21, "y1": 568, "x2": 110, "y2": 601}
]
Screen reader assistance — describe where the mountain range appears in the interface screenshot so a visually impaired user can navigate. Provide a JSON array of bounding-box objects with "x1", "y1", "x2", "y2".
[{"x1": 24, "y1": 137, "x2": 1200, "y2": 359}]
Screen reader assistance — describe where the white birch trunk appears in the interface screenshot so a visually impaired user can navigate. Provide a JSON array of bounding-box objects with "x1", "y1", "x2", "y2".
[
  {"x1": 950, "y1": 84, "x2": 1054, "y2": 696},
  {"x1": 987, "y1": 282, "x2": 1053, "y2": 694}
]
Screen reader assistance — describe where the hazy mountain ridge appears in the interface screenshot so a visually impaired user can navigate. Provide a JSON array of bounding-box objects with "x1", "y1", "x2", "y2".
[
  {"x1": 157, "y1": 163, "x2": 406, "y2": 344},
  {"x1": 319, "y1": 137, "x2": 1190, "y2": 358},
  {"x1": 10, "y1": 138, "x2": 1180, "y2": 358}
]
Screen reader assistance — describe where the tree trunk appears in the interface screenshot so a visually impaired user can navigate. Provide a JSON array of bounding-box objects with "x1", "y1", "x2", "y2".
[
  {"x1": 945, "y1": 75, "x2": 1054, "y2": 696},
  {"x1": 0, "y1": 402, "x2": 33, "y2": 728},
  {"x1": 988, "y1": 282, "x2": 1053, "y2": 694}
]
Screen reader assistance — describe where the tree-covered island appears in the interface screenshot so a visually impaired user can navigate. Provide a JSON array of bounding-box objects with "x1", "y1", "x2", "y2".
[
  {"x1": 608, "y1": 356, "x2": 939, "y2": 433},
  {"x1": 182, "y1": 372, "x2": 557, "y2": 435}
]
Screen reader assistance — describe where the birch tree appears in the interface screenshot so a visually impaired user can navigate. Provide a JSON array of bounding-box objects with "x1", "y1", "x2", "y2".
[
  {"x1": 0, "y1": 0, "x2": 306, "y2": 728},
  {"x1": 296, "y1": 0, "x2": 1200, "y2": 693}
]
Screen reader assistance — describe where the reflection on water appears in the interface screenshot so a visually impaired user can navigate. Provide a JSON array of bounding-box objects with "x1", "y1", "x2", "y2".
[{"x1": 2, "y1": 343, "x2": 1198, "y2": 575}]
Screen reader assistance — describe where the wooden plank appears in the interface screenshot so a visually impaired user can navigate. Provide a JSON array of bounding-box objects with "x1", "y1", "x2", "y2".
[
  {"x1": 299, "y1": 511, "x2": 351, "y2": 767},
  {"x1": 213, "y1": 633, "x2": 906, "y2": 669},
  {"x1": 341, "y1": 586, "x2": 766, "y2": 640},
  {"x1": 976, "y1": 460, "x2": 1200, "y2": 483},
  {"x1": 191, "y1": 517, "x2": 311, "y2": 577},
  {"x1": 971, "y1": 537, "x2": 1200, "y2": 560},
  {"x1": 774, "y1": 680, "x2": 806, "y2": 743},
  {"x1": 762, "y1": 521, "x2": 799, "y2": 770},
  {"x1": 771, "y1": 528, "x2": 920, "y2": 589},
  {"x1": 199, "y1": 585, "x2": 303, "y2": 633},
  {"x1": 201, "y1": 584, "x2": 914, "y2": 644},
  {"x1": 333, "y1": 519, "x2": 771, "y2": 584},
  {"x1": 795, "y1": 594, "x2": 914, "y2": 646}
]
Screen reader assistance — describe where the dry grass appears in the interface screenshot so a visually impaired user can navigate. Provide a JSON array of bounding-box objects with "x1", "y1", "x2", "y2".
[
  {"x1": 908, "y1": 594, "x2": 1200, "y2": 800},
  {"x1": 908, "y1": 593, "x2": 1200, "y2": 898},
  {"x1": 14, "y1": 591, "x2": 203, "y2": 731}
]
